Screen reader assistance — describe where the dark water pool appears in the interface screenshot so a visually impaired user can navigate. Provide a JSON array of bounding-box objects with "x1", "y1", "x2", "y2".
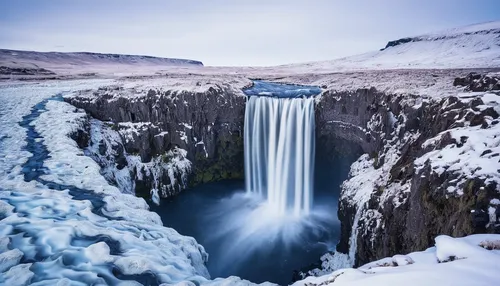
[
  {"x1": 151, "y1": 180, "x2": 338, "y2": 285},
  {"x1": 150, "y1": 148, "x2": 356, "y2": 285},
  {"x1": 149, "y1": 134, "x2": 359, "y2": 286}
]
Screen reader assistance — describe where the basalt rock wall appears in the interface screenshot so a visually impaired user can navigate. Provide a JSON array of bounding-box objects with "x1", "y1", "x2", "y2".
[
  {"x1": 66, "y1": 82, "x2": 247, "y2": 197},
  {"x1": 316, "y1": 78, "x2": 500, "y2": 266}
]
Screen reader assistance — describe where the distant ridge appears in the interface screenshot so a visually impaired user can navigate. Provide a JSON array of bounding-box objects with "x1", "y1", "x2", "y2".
[
  {"x1": 0, "y1": 49, "x2": 203, "y2": 77},
  {"x1": 0, "y1": 49, "x2": 203, "y2": 67},
  {"x1": 381, "y1": 21, "x2": 500, "y2": 51}
]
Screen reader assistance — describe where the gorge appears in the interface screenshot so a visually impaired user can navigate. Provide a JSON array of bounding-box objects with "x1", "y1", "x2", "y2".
[{"x1": 62, "y1": 69, "x2": 500, "y2": 283}]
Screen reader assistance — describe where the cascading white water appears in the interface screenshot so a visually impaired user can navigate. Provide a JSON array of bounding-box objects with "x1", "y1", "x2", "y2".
[{"x1": 244, "y1": 96, "x2": 315, "y2": 217}]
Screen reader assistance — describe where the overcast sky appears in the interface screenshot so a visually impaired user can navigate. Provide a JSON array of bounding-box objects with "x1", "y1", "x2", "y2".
[{"x1": 0, "y1": 0, "x2": 498, "y2": 66}]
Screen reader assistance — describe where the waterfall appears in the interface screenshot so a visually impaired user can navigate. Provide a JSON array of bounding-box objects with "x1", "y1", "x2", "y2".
[{"x1": 244, "y1": 96, "x2": 315, "y2": 217}]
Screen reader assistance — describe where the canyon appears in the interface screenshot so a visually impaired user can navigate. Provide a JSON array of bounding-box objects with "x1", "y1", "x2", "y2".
[{"x1": 64, "y1": 69, "x2": 500, "y2": 271}]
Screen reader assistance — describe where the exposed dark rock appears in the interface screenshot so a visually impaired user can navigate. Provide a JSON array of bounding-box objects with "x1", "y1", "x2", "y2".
[
  {"x1": 0, "y1": 66, "x2": 56, "y2": 76},
  {"x1": 381, "y1": 37, "x2": 414, "y2": 50},
  {"x1": 315, "y1": 87, "x2": 388, "y2": 155},
  {"x1": 191, "y1": 131, "x2": 244, "y2": 185},
  {"x1": 454, "y1": 72, "x2": 500, "y2": 92},
  {"x1": 66, "y1": 82, "x2": 246, "y2": 196},
  {"x1": 69, "y1": 114, "x2": 91, "y2": 149}
]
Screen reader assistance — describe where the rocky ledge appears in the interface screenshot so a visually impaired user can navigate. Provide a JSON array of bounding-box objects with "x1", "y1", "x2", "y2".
[
  {"x1": 308, "y1": 70, "x2": 500, "y2": 277},
  {"x1": 66, "y1": 75, "x2": 250, "y2": 199}
]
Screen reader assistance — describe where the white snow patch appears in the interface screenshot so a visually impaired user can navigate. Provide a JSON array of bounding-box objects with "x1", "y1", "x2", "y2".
[{"x1": 293, "y1": 234, "x2": 500, "y2": 286}]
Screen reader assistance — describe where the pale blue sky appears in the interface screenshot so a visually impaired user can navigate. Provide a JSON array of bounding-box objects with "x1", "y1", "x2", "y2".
[{"x1": 0, "y1": 0, "x2": 498, "y2": 66}]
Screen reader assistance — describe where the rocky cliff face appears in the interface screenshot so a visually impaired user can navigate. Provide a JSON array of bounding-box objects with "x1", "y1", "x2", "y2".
[
  {"x1": 316, "y1": 72, "x2": 500, "y2": 267},
  {"x1": 65, "y1": 76, "x2": 248, "y2": 199}
]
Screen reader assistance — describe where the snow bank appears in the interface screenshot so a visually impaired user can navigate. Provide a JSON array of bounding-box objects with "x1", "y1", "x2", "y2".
[{"x1": 293, "y1": 234, "x2": 500, "y2": 286}]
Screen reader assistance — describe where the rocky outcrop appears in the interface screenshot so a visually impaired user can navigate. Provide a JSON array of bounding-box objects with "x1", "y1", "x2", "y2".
[
  {"x1": 316, "y1": 76, "x2": 500, "y2": 267},
  {"x1": 316, "y1": 88, "x2": 392, "y2": 155},
  {"x1": 453, "y1": 72, "x2": 500, "y2": 92},
  {"x1": 381, "y1": 37, "x2": 414, "y2": 51},
  {"x1": 66, "y1": 78, "x2": 247, "y2": 198},
  {"x1": 0, "y1": 66, "x2": 56, "y2": 76}
]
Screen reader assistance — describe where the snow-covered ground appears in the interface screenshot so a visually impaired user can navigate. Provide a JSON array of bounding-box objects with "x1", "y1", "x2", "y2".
[
  {"x1": 3, "y1": 22, "x2": 500, "y2": 80},
  {"x1": 0, "y1": 49, "x2": 203, "y2": 78},
  {"x1": 293, "y1": 234, "x2": 500, "y2": 286}
]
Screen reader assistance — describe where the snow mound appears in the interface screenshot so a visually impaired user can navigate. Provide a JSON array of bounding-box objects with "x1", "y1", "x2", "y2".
[{"x1": 293, "y1": 234, "x2": 500, "y2": 286}]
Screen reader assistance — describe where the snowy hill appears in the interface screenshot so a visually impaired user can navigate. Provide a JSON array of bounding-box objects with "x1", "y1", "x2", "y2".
[
  {"x1": 0, "y1": 49, "x2": 203, "y2": 77},
  {"x1": 280, "y1": 21, "x2": 500, "y2": 72}
]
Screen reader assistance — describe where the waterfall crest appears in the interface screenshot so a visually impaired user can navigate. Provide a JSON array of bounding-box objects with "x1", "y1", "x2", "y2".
[{"x1": 244, "y1": 96, "x2": 315, "y2": 217}]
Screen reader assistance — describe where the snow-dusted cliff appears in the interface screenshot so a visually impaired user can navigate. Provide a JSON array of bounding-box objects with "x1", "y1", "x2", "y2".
[
  {"x1": 65, "y1": 76, "x2": 250, "y2": 200},
  {"x1": 315, "y1": 72, "x2": 500, "y2": 267},
  {"x1": 293, "y1": 234, "x2": 500, "y2": 286}
]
